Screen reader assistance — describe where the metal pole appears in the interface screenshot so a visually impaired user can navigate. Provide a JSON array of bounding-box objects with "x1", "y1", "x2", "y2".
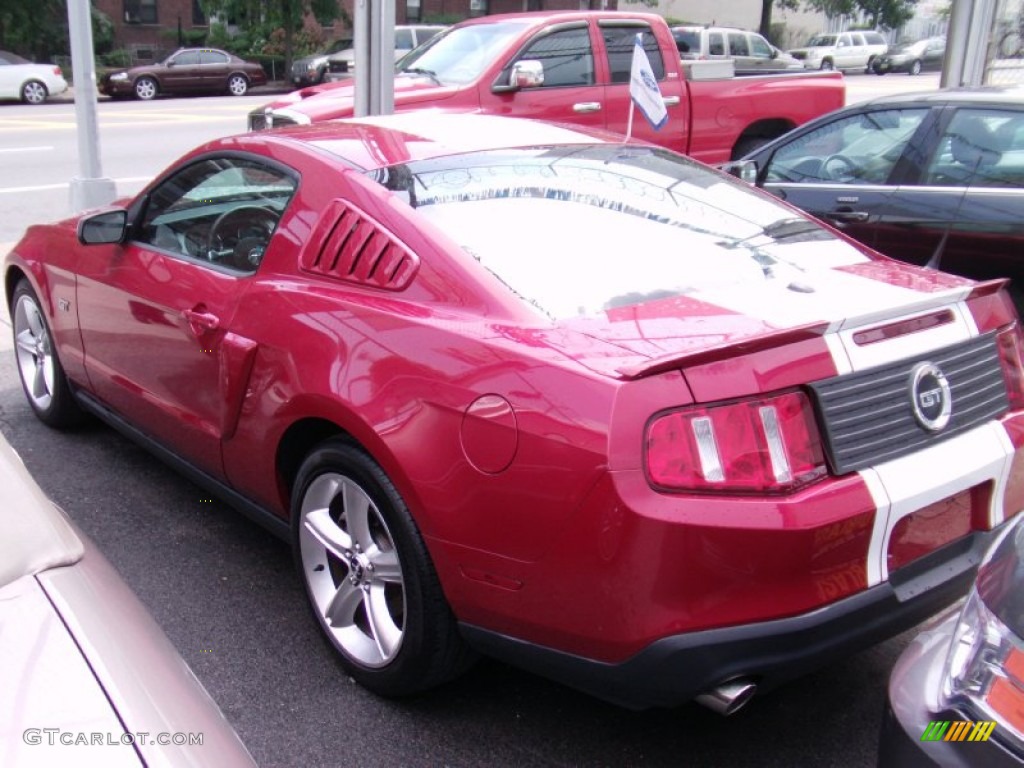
[
  {"x1": 354, "y1": 0, "x2": 396, "y2": 116},
  {"x1": 66, "y1": 0, "x2": 116, "y2": 212},
  {"x1": 942, "y1": 0, "x2": 998, "y2": 87}
]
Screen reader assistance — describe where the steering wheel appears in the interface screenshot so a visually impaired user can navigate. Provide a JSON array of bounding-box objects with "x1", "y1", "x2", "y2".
[
  {"x1": 205, "y1": 205, "x2": 278, "y2": 270},
  {"x1": 821, "y1": 154, "x2": 857, "y2": 181}
]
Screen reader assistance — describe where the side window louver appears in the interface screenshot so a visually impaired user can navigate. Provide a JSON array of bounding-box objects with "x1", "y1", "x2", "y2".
[{"x1": 300, "y1": 199, "x2": 419, "y2": 290}]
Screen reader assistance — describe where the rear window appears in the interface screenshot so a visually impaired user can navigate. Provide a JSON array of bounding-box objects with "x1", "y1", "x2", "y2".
[
  {"x1": 808, "y1": 34, "x2": 837, "y2": 47},
  {"x1": 372, "y1": 146, "x2": 862, "y2": 320},
  {"x1": 673, "y1": 28, "x2": 701, "y2": 55}
]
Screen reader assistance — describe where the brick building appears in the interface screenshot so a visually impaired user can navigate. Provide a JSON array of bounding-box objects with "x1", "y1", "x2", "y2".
[{"x1": 94, "y1": 1, "x2": 620, "y2": 56}]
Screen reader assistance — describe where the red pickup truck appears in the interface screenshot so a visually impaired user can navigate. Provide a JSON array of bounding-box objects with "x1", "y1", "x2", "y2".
[{"x1": 248, "y1": 11, "x2": 845, "y2": 165}]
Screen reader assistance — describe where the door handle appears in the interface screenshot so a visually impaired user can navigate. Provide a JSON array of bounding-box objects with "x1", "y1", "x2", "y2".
[
  {"x1": 183, "y1": 307, "x2": 220, "y2": 335},
  {"x1": 827, "y1": 210, "x2": 870, "y2": 223},
  {"x1": 662, "y1": 96, "x2": 680, "y2": 107},
  {"x1": 572, "y1": 102, "x2": 602, "y2": 113}
]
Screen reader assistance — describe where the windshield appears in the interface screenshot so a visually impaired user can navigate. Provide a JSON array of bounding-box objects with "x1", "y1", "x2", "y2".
[
  {"x1": 807, "y1": 35, "x2": 837, "y2": 47},
  {"x1": 397, "y1": 20, "x2": 530, "y2": 85},
  {"x1": 370, "y1": 146, "x2": 860, "y2": 321}
]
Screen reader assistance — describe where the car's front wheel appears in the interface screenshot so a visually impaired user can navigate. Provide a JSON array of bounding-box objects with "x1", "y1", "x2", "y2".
[
  {"x1": 21, "y1": 80, "x2": 48, "y2": 105},
  {"x1": 227, "y1": 74, "x2": 249, "y2": 96},
  {"x1": 11, "y1": 280, "x2": 84, "y2": 428},
  {"x1": 134, "y1": 77, "x2": 158, "y2": 100},
  {"x1": 909, "y1": 59, "x2": 922, "y2": 76},
  {"x1": 292, "y1": 438, "x2": 474, "y2": 696}
]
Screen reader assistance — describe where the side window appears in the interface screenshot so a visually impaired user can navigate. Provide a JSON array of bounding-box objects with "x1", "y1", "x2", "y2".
[
  {"x1": 851, "y1": 33, "x2": 866, "y2": 46},
  {"x1": 395, "y1": 29, "x2": 414, "y2": 50},
  {"x1": 765, "y1": 108, "x2": 929, "y2": 185},
  {"x1": 708, "y1": 32, "x2": 725, "y2": 56},
  {"x1": 517, "y1": 27, "x2": 594, "y2": 87},
  {"x1": 727, "y1": 33, "x2": 750, "y2": 57},
  {"x1": 172, "y1": 51, "x2": 201, "y2": 66},
  {"x1": 602, "y1": 26, "x2": 664, "y2": 83},
  {"x1": 925, "y1": 109, "x2": 1024, "y2": 187},
  {"x1": 200, "y1": 51, "x2": 229, "y2": 65},
  {"x1": 749, "y1": 35, "x2": 773, "y2": 58},
  {"x1": 137, "y1": 157, "x2": 297, "y2": 273}
]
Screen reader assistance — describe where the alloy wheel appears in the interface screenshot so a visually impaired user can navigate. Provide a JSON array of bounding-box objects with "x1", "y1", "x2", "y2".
[
  {"x1": 298, "y1": 472, "x2": 406, "y2": 668},
  {"x1": 13, "y1": 295, "x2": 55, "y2": 411}
]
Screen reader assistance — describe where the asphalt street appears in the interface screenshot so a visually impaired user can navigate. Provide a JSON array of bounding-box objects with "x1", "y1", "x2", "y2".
[{"x1": 0, "y1": 73, "x2": 943, "y2": 767}]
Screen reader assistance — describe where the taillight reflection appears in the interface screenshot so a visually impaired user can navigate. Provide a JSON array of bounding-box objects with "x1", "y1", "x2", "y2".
[{"x1": 997, "y1": 325, "x2": 1024, "y2": 411}]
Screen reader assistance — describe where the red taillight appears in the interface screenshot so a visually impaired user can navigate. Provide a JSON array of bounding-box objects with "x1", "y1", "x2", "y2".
[
  {"x1": 646, "y1": 391, "x2": 826, "y2": 494},
  {"x1": 997, "y1": 325, "x2": 1024, "y2": 411},
  {"x1": 53, "y1": 66, "x2": 62, "y2": 77}
]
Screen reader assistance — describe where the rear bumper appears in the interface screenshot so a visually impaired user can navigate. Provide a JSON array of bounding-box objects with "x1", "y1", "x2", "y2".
[{"x1": 461, "y1": 526, "x2": 1002, "y2": 711}]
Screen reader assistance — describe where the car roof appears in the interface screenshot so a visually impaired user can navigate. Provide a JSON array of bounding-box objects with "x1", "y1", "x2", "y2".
[
  {"x1": 858, "y1": 85, "x2": 1024, "y2": 109},
  {"x1": 0, "y1": 434, "x2": 83, "y2": 589},
  {"x1": 256, "y1": 113, "x2": 619, "y2": 171}
]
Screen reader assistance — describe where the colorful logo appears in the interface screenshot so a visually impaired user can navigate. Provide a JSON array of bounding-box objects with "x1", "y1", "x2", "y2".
[{"x1": 921, "y1": 720, "x2": 997, "y2": 742}]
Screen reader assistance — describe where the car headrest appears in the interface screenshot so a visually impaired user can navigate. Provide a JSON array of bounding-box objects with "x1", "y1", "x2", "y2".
[{"x1": 952, "y1": 117, "x2": 1002, "y2": 167}]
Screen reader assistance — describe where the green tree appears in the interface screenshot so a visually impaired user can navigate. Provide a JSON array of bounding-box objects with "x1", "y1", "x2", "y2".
[
  {"x1": 762, "y1": 0, "x2": 918, "y2": 35},
  {"x1": 200, "y1": 0, "x2": 345, "y2": 74},
  {"x1": 0, "y1": 0, "x2": 114, "y2": 60}
]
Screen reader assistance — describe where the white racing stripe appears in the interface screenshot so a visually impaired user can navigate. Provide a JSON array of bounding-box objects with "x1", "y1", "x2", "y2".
[{"x1": 861, "y1": 423, "x2": 1015, "y2": 586}]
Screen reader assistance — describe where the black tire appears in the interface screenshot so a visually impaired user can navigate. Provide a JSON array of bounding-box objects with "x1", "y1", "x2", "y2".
[
  {"x1": 819, "y1": 58, "x2": 835, "y2": 71},
  {"x1": 291, "y1": 438, "x2": 475, "y2": 696},
  {"x1": 909, "y1": 60, "x2": 922, "y2": 76},
  {"x1": 134, "y1": 76, "x2": 158, "y2": 100},
  {"x1": 21, "y1": 80, "x2": 48, "y2": 105},
  {"x1": 864, "y1": 56, "x2": 876, "y2": 74},
  {"x1": 10, "y1": 280, "x2": 85, "y2": 428}
]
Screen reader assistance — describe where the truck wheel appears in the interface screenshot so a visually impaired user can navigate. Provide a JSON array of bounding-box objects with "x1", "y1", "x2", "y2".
[
  {"x1": 909, "y1": 60, "x2": 922, "y2": 76},
  {"x1": 819, "y1": 59, "x2": 835, "y2": 71},
  {"x1": 732, "y1": 136, "x2": 770, "y2": 160}
]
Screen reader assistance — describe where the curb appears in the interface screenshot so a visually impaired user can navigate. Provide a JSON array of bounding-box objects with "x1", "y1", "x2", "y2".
[{"x1": 54, "y1": 81, "x2": 294, "y2": 103}]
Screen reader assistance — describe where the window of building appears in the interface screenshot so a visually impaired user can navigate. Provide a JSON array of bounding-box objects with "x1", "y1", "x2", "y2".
[
  {"x1": 124, "y1": 0, "x2": 158, "y2": 25},
  {"x1": 470, "y1": 0, "x2": 488, "y2": 18},
  {"x1": 406, "y1": 0, "x2": 421, "y2": 24}
]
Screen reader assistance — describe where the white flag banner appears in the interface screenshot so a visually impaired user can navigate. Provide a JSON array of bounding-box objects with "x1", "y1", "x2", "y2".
[{"x1": 629, "y1": 33, "x2": 668, "y2": 130}]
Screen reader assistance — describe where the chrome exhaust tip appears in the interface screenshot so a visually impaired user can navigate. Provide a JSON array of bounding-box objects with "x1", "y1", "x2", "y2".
[{"x1": 695, "y1": 679, "x2": 757, "y2": 716}]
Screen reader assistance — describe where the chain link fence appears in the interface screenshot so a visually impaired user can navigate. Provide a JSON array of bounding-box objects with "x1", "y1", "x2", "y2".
[{"x1": 987, "y1": 0, "x2": 1024, "y2": 84}]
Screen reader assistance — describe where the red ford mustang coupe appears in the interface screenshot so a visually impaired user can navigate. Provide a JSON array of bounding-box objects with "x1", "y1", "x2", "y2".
[{"x1": 7, "y1": 114, "x2": 1024, "y2": 713}]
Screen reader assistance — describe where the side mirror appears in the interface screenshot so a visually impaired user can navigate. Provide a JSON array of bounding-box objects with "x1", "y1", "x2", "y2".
[
  {"x1": 509, "y1": 60, "x2": 544, "y2": 89},
  {"x1": 78, "y1": 210, "x2": 128, "y2": 245},
  {"x1": 721, "y1": 160, "x2": 759, "y2": 185},
  {"x1": 770, "y1": 48, "x2": 779, "y2": 59}
]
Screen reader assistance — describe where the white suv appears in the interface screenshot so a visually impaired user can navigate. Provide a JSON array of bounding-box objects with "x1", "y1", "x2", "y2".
[
  {"x1": 324, "y1": 25, "x2": 447, "y2": 82},
  {"x1": 672, "y1": 26, "x2": 803, "y2": 75},
  {"x1": 788, "y1": 30, "x2": 888, "y2": 72}
]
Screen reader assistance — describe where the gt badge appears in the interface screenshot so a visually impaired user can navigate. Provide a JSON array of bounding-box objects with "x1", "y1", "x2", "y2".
[{"x1": 909, "y1": 362, "x2": 951, "y2": 432}]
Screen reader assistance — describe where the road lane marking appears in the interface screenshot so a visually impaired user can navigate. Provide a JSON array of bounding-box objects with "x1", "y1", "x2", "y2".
[
  {"x1": 0, "y1": 146, "x2": 53, "y2": 153},
  {"x1": 0, "y1": 177, "x2": 152, "y2": 195}
]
